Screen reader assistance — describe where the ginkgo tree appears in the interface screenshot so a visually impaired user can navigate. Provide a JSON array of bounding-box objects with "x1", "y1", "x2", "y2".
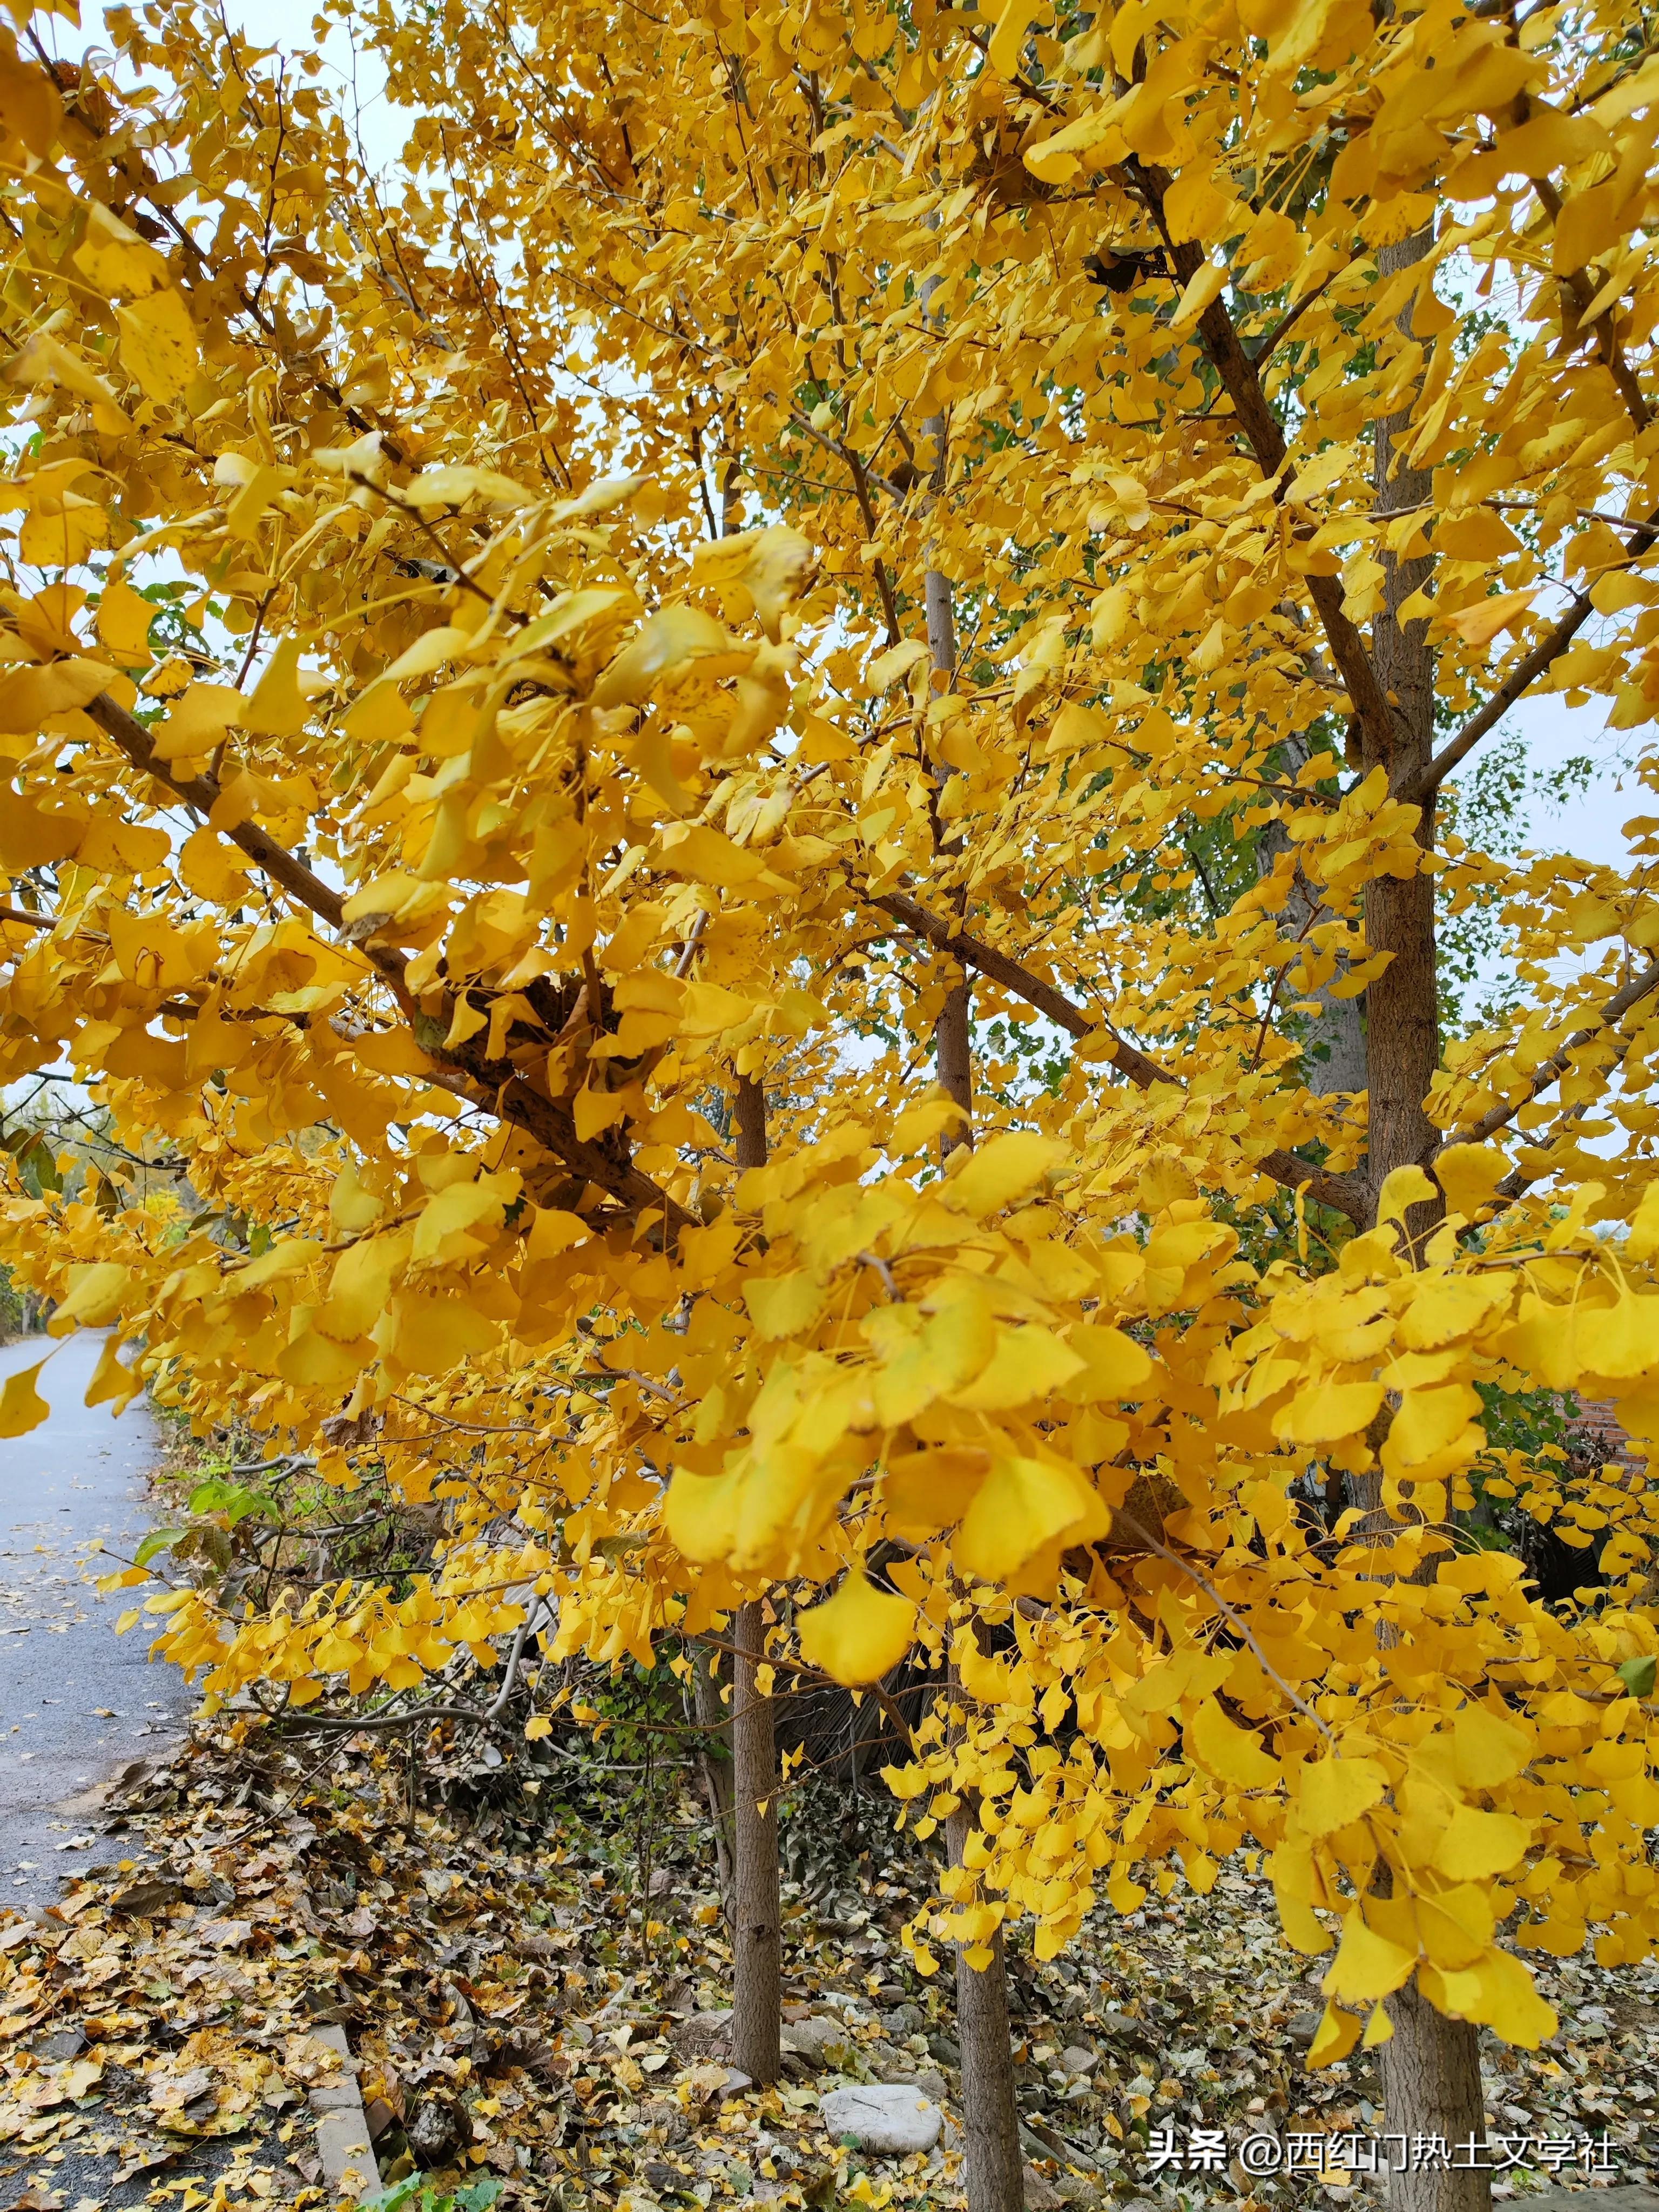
[{"x1": 6, "y1": 3, "x2": 1659, "y2": 2211}]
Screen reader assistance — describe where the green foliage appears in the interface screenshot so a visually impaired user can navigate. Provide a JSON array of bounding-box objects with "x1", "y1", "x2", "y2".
[{"x1": 363, "y1": 2177, "x2": 503, "y2": 2212}]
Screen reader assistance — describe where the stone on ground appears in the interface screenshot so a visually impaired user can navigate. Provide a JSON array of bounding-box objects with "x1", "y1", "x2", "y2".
[
  {"x1": 780, "y1": 2015, "x2": 855, "y2": 2065},
  {"x1": 819, "y1": 2083, "x2": 942, "y2": 2155}
]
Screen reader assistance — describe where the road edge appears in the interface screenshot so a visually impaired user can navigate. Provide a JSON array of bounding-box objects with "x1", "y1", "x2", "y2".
[{"x1": 309, "y1": 2022, "x2": 379, "y2": 2200}]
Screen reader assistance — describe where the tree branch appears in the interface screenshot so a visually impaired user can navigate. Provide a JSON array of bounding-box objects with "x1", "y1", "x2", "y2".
[
  {"x1": 1134, "y1": 165, "x2": 1399, "y2": 764},
  {"x1": 869, "y1": 886, "x2": 1366, "y2": 1221},
  {"x1": 85, "y1": 690, "x2": 354, "y2": 938},
  {"x1": 1437, "y1": 952, "x2": 1659, "y2": 1155},
  {"x1": 82, "y1": 686, "x2": 695, "y2": 1243},
  {"x1": 1403, "y1": 520, "x2": 1658, "y2": 807}
]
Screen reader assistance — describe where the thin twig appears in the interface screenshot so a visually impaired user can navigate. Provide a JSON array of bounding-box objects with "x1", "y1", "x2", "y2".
[{"x1": 1114, "y1": 1513, "x2": 1336, "y2": 1743}]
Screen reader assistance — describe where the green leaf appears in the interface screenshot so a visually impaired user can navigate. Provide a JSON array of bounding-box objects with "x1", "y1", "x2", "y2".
[
  {"x1": 16, "y1": 1135, "x2": 60, "y2": 1197},
  {"x1": 133, "y1": 1527, "x2": 182, "y2": 1569},
  {"x1": 187, "y1": 1475, "x2": 278, "y2": 1525},
  {"x1": 356, "y1": 2182, "x2": 426, "y2": 2212},
  {"x1": 1617, "y1": 1655, "x2": 1656, "y2": 1697}
]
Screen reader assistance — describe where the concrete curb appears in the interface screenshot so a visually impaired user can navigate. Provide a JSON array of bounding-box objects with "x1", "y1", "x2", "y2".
[{"x1": 309, "y1": 2022, "x2": 379, "y2": 2200}]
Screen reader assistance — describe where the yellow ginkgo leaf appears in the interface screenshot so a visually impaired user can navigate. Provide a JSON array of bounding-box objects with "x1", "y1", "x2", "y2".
[
  {"x1": 942, "y1": 1131, "x2": 1070, "y2": 1218},
  {"x1": 1432, "y1": 1802, "x2": 1530, "y2": 1880},
  {"x1": 178, "y1": 827, "x2": 252, "y2": 904},
  {"x1": 663, "y1": 1466, "x2": 743, "y2": 1564},
  {"x1": 151, "y1": 682, "x2": 244, "y2": 764},
  {"x1": 947, "y1": 1324, "x2": 1084, "y2": 1410},
  {"x1": 986, "y1": 0, "x2": 1043, "y2": 77},
  {"x1": 1306, "y1": 2001, "x2": 1363, "y2": 2068},
  {"x1": 1433, "y1": 1143, "x2": 1509, "y2": 1219},
  {"x1": 244, "y1": 636, "x2": 312, "y2": 737},
  {"x1": 1274, "y1": 1379, "x2": 1384, "y2": 1446},
  {"x1": 1440, "y1": 586, "x2": 1536, "y2": 649},
  {"x1": 866, "y1": 638, "x2": 932, "y2": 691},
  {"x1": 1063, "y1": 1323, "x2": 1155, "y2": 1400},
  {"x1": 797, "y1": 1570, "x2": 915, "y2": 1687},
  {"x1": 0, "y1": 1358, "x2": 50, "y2": 1437},
  {"x1": 655, "y1": 822, "x2": 769, "y2": 888},
  {"x1": 1297, "y1": 1755, "x2": 1388, "y2": 1835},
  {"x1": 74, "y1": 203, "x2": 168, "y2": 298},
  {"x1": 594, "y1": 604, "x2": 751, "y2": 707},
  {"x1": 955, "y1": 1455, "x2": 1107, "y2": 1582},
  {"x1": 1390, "y1": 1382, "x2": 1482, "y2": 1465},
  {"x1": 744, "y1": 1269, "x2": 828, "y2": 1340},
  {"x1": 116, "y1": 288, "x2": 200, "y2": 402},
  {"x1": 0, "y1": 49, "x2": 62, "y2": 158},
  {"x1": 1452, "y1": 1701, "x2": 1532, "y2": 1789},
  {"x1": 95, "y1": 578, "x2": 156, "y2": 666},
  {"x1": 1467, "y1": 1950, "x2": 1559, "y2": 2049},
  {"x1": 1376, "y1": 1164, "x2": 1438, "y2": 1224},
  {"x1": 48, "y1": 1261, "x2": 131, "y2": 1333},
  {"x1": 84, "y1": 1332, "x2": 141, "y2": 1413},
  {"x1": 1322, "y1": 1912, "x2": 1418, "y2": 2004},
  {"x1": 0, "y1": 656, "x2": 115, "y2": 733},
  {"x1": 402, "y1": 464, "x2": 535, "y2": 509},
  {"x1": 1186, "y1": 1696, "x2": 1280, "y2": 1790},
  {"x1": 1168, "y1": 258, "x2": 1226, "y2": 336}
]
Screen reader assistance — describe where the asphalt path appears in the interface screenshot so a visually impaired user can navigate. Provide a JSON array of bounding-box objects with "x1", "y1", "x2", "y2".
[{"x1": 0, "y1": 1328, "x2": 193, "y2": 1901}]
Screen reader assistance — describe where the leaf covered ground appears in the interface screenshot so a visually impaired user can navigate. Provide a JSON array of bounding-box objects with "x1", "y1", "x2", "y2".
[{"x1": 1, "y1": 1722, "x2": 1654, "y2": 2212}]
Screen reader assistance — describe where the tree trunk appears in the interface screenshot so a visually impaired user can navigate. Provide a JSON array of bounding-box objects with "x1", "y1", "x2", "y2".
[
  {"x1": 923, "y1": 571, "x2": 1019, "y2": 2197},
  {"x1": 925, "y1": 515, "x2": 973, "y2": 1155},
  {"x1": 1365, "y1": 232, "x2": 1490, "y2": 2212},
  {"x1": 946, "y1": 1798, "x2": 1023, "y2": 2212},
  {"x1": 691, "y1": 1636, "x2": 736, "y2": 1913},
  {"x1": 1256, "y1": 737, "x2": 1368, "y2": 1098},
  {"x1": 728, "y1": 1071, "x2": 781, "y2": 2087},
  {"x1": 936, "y1": 976, "x2": 973, "y2": 1149},
  {"x1": 1366, "y1": 227, "x2": 1442, "y2": 1249},
  {"x1": 730, "y1": 1595, "x2": 781, "y2": 2085},
  {"x1": 1377, "y1": 1981, "x2": 1490, "y2": 2212}
]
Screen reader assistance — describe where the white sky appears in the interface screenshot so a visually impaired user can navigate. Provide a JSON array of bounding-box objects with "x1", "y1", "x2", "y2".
[{"x1": 65, "y1": 0, "x2": 404, "y2": 164}]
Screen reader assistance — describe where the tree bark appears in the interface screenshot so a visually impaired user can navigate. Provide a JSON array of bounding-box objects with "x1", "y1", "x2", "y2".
[
  {"x1": 927, "y1": 772, "x2": 1017, "y2": 2210},
  {"x1": 728, "y1": 1070, "x2": 781, "y2": 2088},
  {"x1": 1256, "y1": 737, "x2": 1368, "y2": 1098},
  {"x1": 935, "y1": 975, "x2": 973, "y2": 1148},
  {"x1": 925, "y1": 512, "x2": 973, "y2": 1155},
  {"x1": 921, "y1": 281, "x2": 1013, "y2": 2194},
  {"x1": 730, "y1": 1595, "x2": 781, "y2": 2085},
  {"x1": 691, "y1": 1636, "x2": 736, "y2": 1913},
  {"x1": 1365, "y1": 228, "x2": 1442, "y2": 1246},
  {"x1": 945, "y1": 1797, "x2": 1023, "y2": 2212},
  {"x1": 1377, "y1": 1980, "x2": 1490, "y2": 2212},
  {"x1": 1365, "y1": 232, "x2": 1490, "y2": 2212},
  {"x1": 733, "y1": 1070, "x2": 766, "y2": 1176}
]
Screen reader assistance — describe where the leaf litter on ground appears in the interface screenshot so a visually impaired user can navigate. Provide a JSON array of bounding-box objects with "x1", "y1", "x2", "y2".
[{"x1": 1, "y1": 1724, "x2": 1655, "y2": 2212}]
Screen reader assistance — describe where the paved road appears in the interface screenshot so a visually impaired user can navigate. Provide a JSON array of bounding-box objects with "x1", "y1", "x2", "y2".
[{"x1": 0, "y1": 1329, "x2": 194, "y2": 1901}]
